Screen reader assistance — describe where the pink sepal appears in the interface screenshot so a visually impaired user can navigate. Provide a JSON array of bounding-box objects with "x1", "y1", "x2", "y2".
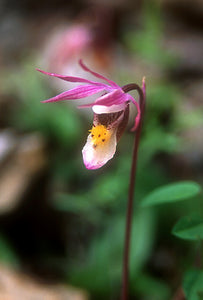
[
  {"x1": 40, "y1": 85, "x2": 106, "y2": 103},
  {"x1": 36, "y1": 68, "x2": 109, "y2": 87},
  {"x1": 79, "y1": 60, "x2": 119, "y2": 88},
  {"x1": 77, "y1": 89, "x2": 128, "y2": 109}
]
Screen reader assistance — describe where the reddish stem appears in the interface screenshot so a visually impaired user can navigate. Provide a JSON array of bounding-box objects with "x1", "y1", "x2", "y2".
[{"x1": 121, "y1": 82, "x2": 146, "y2": 300}]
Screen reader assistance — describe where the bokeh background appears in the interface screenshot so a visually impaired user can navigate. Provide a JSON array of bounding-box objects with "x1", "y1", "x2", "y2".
[{"x1": 0, "y1": 0, "x2": 202, "y2": 299}]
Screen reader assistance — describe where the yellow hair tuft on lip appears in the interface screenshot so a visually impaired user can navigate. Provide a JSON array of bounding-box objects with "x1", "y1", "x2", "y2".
[{"x1": 89, "y1": 125, "x2": 111, "y2": 148}]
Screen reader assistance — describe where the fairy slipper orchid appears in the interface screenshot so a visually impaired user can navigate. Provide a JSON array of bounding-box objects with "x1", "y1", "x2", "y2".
[{"x1": 37, "y1": 60, "x2": 143, "y2": 169}]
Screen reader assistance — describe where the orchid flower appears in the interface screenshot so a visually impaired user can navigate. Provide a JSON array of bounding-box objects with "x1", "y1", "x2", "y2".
[{"x1": 37, "y1": 60, "x2": 143, "y2": 170}]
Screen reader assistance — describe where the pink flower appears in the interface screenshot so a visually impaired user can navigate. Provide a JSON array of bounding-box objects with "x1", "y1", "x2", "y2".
[
  {"x1": 37, "y1": 60, "x2": 142, "y2": 170},
  {"x1": 41, "y1": 25, "x2": 92, "y2": 72}
]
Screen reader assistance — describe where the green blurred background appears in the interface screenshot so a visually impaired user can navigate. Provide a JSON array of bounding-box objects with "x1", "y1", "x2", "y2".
[{"x1": 0, "y1": 0, "x2": 202, "y2": 299}]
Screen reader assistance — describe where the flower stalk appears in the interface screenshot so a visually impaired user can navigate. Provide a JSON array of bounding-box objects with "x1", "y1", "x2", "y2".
[{"x1": 121, "y1": 81, "x2": 146, "y2": 300}]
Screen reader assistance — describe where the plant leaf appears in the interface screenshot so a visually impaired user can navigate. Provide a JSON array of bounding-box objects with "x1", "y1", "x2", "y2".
[
  {"x1": 183, "y1": 269, "x2": 203, "y2": 300},
  {"x1": 172, "y1": 215, "x2": 203, "y2": 241},
  {"x1": 141, "y1": 181, "x2": 201, "y2": 207}
]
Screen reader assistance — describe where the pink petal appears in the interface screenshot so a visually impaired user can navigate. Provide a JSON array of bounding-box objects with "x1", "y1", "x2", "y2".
[
  {"x1": 127, "y1": 95, "x2": 141, "y2": 131},
  {"x1": 77, "y1": 89, "x2": 128, "y2": 109},
  {"x1": 79, "y1": 59, "x2": 119, "y2": 88},
  {"x1": 36, "y1": 68, "x2": 109, "y2": 87},
  {"x1": 95, "y1": 89, "x2": 129, "y2": 106},
  {"x1": 142, "y1": 76, "x2": 146, "y2": 99},
  {"x1": 77, "y1": 103, "x2": 96, "y2": 109},
  {"x1": 130, "y1": 114, "x2": 140, "y2": 132},
  {"x1": 41, "y1": 85, "x2": 106, "y2": 103}
]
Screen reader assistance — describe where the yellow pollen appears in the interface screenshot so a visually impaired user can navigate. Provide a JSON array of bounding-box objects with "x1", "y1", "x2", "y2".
[{"x1": 89, "y1": 125, "x2": 111, "y2": 148}]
